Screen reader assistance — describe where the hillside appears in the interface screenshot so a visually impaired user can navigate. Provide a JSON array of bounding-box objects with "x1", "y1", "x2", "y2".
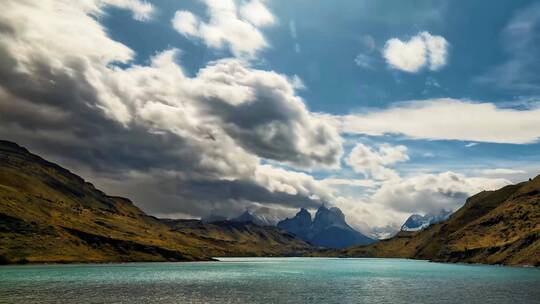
[
  {"x1": 335, "y1": 176, "x2": 540, "y2": 266},
  {"x1": 161, "y1": 219, "x2": 312, "y2": 256},
  {"x1": 0, "y1": 140, "x2": 312, "y2": 264}
]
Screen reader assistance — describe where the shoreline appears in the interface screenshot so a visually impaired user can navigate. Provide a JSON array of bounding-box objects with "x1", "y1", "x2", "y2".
[{"x1": 1, "y1": 256, "x2": 537, "y2": 268}]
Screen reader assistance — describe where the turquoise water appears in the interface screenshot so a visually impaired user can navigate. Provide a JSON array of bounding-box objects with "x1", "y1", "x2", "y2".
[{"x1": 1, "y1": 258, "x2": 539, "y2": 303}]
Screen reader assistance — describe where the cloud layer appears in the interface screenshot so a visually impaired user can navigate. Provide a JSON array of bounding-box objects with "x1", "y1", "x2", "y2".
[
  {"x1": 372, "y1": 172, "x2": 510, "y2": 214},
  {"x1": 0, "y1": 0, "x2": 340, "y2": 220},
  {"x1": 324, "y1": 98, "x2": 540, "y2": 144}
]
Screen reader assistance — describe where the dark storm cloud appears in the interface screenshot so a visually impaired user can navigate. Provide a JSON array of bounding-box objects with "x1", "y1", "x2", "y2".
[
  {"x1": 199, "y1": 83, "x2": 342, "y2": 168},
  {"x1": 0, "y1": 48, "x2": 203, "y2": 174},
  {"x1": 95, "y1": 173, "x2": 323, "y2": 218},
  {"x1": 0, "y1": 0, "x2": 340, "y2": 219}
]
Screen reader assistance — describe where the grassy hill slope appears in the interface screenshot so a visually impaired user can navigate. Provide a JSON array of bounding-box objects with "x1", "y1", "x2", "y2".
[
  {"x1": 335, "y1": 176, "x2": 540, "y2": 266},
  {"x1": 0, "y1": 140, "x2": 312, "y2": 264},
  {"x1": 161, "y1": 219, "x2": 314, "y2": 257}
]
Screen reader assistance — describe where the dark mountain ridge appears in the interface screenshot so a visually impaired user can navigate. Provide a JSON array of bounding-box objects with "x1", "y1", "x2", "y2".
[{"x1": 278, "y1": 206, "x2": 375, "y2": 248}]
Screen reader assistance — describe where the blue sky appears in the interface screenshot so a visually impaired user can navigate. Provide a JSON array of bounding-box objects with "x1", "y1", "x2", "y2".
[
  {"x1": 104, "y1": 0, "x2": 536, "y2": 107},
  {"x1": 1, "y1": 0, "x2": 539, "y2": 237}
]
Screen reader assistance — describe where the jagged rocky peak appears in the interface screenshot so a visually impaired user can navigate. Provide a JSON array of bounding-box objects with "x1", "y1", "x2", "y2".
[
  {"x1": 230, "y1": 210, "x2": 275, "y2": 226},
  {"x1": 312, "y1": 205, "x2": 347, "y2": 229},
  {"x1": 277, "y1": 205, "x2": 375, "y2": 249},
  {"x1": 401, "y1": 209, "x2": 453, "y2": 232},
  {"x1": 277, "y1": 208, "x2": 312, "y2": 239},
  {"x1": 232, "y1": 210, "x2": 258, "y2": 223},
  {"x1": 295, "y1": 208, "x2": 312, "y2": 223}
]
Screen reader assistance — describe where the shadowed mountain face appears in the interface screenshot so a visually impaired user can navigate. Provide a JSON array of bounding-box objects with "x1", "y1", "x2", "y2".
[
  {"x1": 401, "y1": 209, "x2": 453, "y2": 232},
  {"x1": 278, "y1": 206, "x2": 375, "y2": 248},
  {"x1": 278, "y1": 208, "x2": 312, "y2": 240},
  {"x1": 0, "y1": 140, "x2": 312, "y2": 264},
  {"x1": 335, "y1": 176, "x2": 540, "y2": 266},
  {"x1": 230, "y1": 210, "x2": 273, "y2": 226}
]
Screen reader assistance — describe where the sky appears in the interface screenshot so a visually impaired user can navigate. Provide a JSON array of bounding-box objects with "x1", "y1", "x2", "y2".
[{"x1": 0, "y1": 0, "x2": 539, "y2": 238}]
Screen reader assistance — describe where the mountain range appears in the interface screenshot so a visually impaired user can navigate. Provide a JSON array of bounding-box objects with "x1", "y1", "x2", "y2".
[{"x1": 277, "y1": 206, "x2": 375, "y2": 248}]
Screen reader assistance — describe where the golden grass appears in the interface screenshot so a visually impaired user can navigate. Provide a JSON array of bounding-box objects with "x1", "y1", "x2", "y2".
[
  {"x1": 336, "y1": 175, "x2": 540, "y2": 266},
  {"x1": 0, "y1": 141, "x2": 311, "y2": 264}
]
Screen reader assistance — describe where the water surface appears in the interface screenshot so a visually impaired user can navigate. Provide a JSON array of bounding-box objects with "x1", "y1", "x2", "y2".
[{"x1": 1, "y1": 258, "x2": 539, "y2": 303}]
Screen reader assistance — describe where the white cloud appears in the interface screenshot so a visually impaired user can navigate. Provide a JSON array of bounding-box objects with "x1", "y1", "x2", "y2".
[
  {"x1": 354, "y1": 35, "x2": 376, "y2": 69},
  {"x1": 254, "y1": 165, "x2": 334, "y2": 201},
  {"x1": 103, "y1": 0, "x2": 155, "y2": 21},
  {"x1": 171, "y1": 0, "x2": 276, "y2": 57},
  {"x1": 172, "y1": 11, "x2": 199, "y2": 36},
  {"x1": 383, "y1": 31, "x2": 448, "y2": 73},
  {"x1": 323, "y1": 98, "x2": 540, "y2": 144},
  {"x1": 425, "y1": 77, "x2": 441, "y2": 88},
  {"x1": 294, "y1": 43, "x2": 301, "y2": 54},
  {"x1": 479, "y1": 168, "x2": 527, "y2": 175},
  {"x1": 346, "y1": 143, "x2": 408, "y2": 180},
  {"x1": 354, "y1": 53, "x2": 373, "y2": 69},
  {"x1": 289, "y1": 20, "x2": 301, "y2": 53},
  {"x1": 422, "y1": 32, "x2": 448, "y2": 70},
  {"x1": 320, "y1": 178, "x2": 378, "y2": 188},
  {"x1": 372, "y1": 171, "x2": 511, "y2": 214},
  {"x1": 289, "y1": 20, "x2": 298, "y2": 39},
  {"x1": 476, "y1": 168, "x2": 528, "y2": 178},
  {"x1": 239, "y1": 0, "x2": 276, "y2": 27},
  {"x1": 383, "y1": 35, "x2": 426, "y2": 73},
  {"x1": 360, "y1": 34, "x2": 376, "y2": 52}
]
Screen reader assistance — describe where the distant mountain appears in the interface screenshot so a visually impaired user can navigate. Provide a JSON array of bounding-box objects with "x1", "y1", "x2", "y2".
[
  {"x1": 278, "y1": 206, "x2": 375, "y2": 249},
  {"x1": 201, "y1": 215, "x2": 227, "y2": 223},
  {"x1": 401, "y1": 209, "x2": 452, "y2": 232},
  {"x1": 278, "y1": 208, "x2": 312, "y2": 240},
  {"x1": 231, "y1": 210, "x2": 273, "y2": 226},
  {"x1": 0, "y1": 140, "x2": 313, "y2": 264},
  {"x1": 335, "y1": 175, "x2": 540, "y2": 266}
]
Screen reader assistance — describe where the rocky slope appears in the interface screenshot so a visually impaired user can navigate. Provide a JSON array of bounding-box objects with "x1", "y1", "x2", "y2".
[
  {"x1": 335, "y1": 176, "x2": 540, "y2": 266},
  {"x1": 0, "y1": 140, "x2": 312, "y2": 264},
  {"x1": 278, "y1": 206, "x2": 374, "y2": 248}
]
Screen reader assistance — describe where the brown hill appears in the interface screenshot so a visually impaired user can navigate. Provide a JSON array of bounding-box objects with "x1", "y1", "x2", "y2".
[
  {"x1": 161, "y1": 219, "x2": 314, "y2": 257},
  {"x1": 335, "y1": 175, "x2": 540, "y2": 266},
  {"x1": 0, "y1": 140, "x2": 312, "y2": 264}
]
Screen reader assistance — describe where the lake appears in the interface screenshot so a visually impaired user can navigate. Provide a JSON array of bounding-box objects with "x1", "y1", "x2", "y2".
[{"x1": 1, "y1": 258, "x2": 539, "y2": 303}]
